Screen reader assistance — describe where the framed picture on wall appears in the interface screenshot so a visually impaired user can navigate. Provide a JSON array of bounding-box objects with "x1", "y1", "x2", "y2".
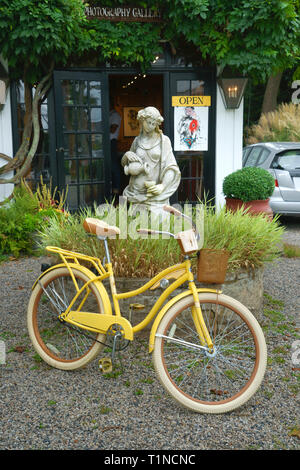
[{"x1": 123, "y1": 107, "x2": 142, "y2": 137}]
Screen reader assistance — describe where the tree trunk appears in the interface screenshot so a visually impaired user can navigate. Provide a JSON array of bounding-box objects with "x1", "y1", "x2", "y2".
[
  {"x1": 261, "y1": 71, "x2": 283, "y2": 116},
  {"x1": 0, "y1": 65, "x2": 53, "y2": 196}
]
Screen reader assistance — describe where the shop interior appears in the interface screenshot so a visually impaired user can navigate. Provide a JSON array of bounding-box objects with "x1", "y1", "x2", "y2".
[{"x1": 108, "y1": 73, "x2": 163, "y2": 195}]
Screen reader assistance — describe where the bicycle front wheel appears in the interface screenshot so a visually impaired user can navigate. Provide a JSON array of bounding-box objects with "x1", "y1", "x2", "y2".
[
  {"x1": 153, "y1": 293, "x2": 267, "y2": 414},
  {"x1": 27, "y1": 267, "x2": 106, "y2": 370}
]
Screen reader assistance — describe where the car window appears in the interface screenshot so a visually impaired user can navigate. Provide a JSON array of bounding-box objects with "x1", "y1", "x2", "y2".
[
  {"x1": 271, "y1": 150, "x2": 300, "y2": 170},
  {"x1": 256, "y1": 148, "x2": 270, "y2": 166},
  {"x1": 244, "y1": 147, "x2": 263, "y2": 167},
  {"x1": 242, "y1": 148, "x2": 251, "y2": 165}
]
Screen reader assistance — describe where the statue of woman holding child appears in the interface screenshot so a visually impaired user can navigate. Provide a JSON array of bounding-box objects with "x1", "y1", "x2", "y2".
[{"x1": 121, "y1": 107, "x2": 181, "y2": 208}]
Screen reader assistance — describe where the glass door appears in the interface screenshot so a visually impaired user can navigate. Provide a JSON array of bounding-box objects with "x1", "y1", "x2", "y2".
[
  {"x1": 169, "y1": 72, "x2": 215, "y2": 203},
  {"x1": 53, "y1": 71, "x2": 110, "y2": 210}
]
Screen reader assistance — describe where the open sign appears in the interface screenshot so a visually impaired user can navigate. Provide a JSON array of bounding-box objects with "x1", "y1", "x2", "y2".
[{"x1": 172, "y1": 96, "x2": 211, "y2": 107}]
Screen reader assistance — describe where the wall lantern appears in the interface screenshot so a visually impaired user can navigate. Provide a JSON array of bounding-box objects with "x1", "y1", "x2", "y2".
[
  {"x1": 217, "y1": 77, "x2": 248, "y2": 109},
  {"x1": 0, "y1": 62, "x2": 9, "y2": 106}
]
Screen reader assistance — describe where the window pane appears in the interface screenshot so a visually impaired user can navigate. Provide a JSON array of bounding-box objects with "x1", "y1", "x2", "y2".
[
  {"x1": 89, "y1": 81, "x2": 101, "y2": 106},
  {"x1": 90, "y1": 108, "x2": 102, "y2": 132},
  {"x1": 191, "y1": 80, "x2": 204, "y2": 95},
  {"x1": 74, "y1": 80, "x2": 88, "y2": 105},
  {"x1": 78, "y1": 107, "x2": 89, "y2": 131},
  {"x1": 243, "y1": 148, "x2": 251, "y2": 165},
  {"x1": 64, "y1": 160, "x2": 78, "y2": 183},
  {"x1": 176, "y1": 80, "x2": 190, "y2": 95},
  {"x1": 61, "y1": 80, "x2": 74, "y2": 105},
  {"x1": 77, "y1": 134, "x2": 90, "y2": 157},
  {"x1": 66, "y1": 185, "x2": 78, "y2": 211},
  {"x1": 63, "y1": 134, "x2": 76, "y2": 157},
  {"x1": 244, "y1": 148, "x2": 263, "y2": 167},
  {"x1": 78, "y1": 160, "x2": 90, "y2": 181},
  {"x1": 63, "y1": 107, "x2": 76, "y2": 131},
  {"x1": 91, "y1": 159, "x2": 104, "y2": 181},
  {"x1": 91, "y1": 134, "x2": 103, "y2": 158},
  {"x1": 272, "y1": 150, "x2": 300, "y2": 170},
  {"x1": 256, "y1": 149, "x2": 270, "y2": 166},
  {"x1": 79, "y1": 185, "x2": 92, "y2": 206},
  {"x1": 40, "y1": 104, "x2": 48, "y2": 131}
]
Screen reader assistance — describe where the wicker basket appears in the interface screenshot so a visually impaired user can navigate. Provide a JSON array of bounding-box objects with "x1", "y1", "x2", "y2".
[{"x1": 197, "y1": 249, "x2": 229, "y2": 284}]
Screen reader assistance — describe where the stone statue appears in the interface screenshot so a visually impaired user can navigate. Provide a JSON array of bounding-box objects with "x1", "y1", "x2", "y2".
[{"x1": 121, "y1": 107, "x2": 181, "y2": 210}]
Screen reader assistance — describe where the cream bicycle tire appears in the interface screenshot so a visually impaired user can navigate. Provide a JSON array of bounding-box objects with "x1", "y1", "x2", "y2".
[
  {"x1": 153, "y1": 292, "x2": 267, "y2": 414},
  {"x1": 27, "y1": 266, "x2": 106, "y2": 370}
]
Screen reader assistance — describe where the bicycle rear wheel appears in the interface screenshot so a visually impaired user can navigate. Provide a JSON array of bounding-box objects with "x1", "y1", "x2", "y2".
[
  {"x1": 27, "y1": 267, "x2": 106, "y2": 370},
  {"x1": 153, "y1": 293, "x2": 267, "y2": 414}
]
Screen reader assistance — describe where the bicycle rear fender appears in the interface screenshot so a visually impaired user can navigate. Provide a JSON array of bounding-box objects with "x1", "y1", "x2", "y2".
[
  {"x1": 148, "y1": 287, "x2": 221, "y2": 353},
  {"x1": 32, "y1": 263, "x2": 112, "y2": 316}
]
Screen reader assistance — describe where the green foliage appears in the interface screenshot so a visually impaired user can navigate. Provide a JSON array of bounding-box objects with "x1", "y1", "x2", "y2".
[
  {"x1": 0, "y1": 0, "x2": 87, "y2": 83},
  {"x1": 0, "y1": 183, "x2": 68, "y2": 258},
  {"x1": 223, "y1": 167, "x2": 275, "y2": 202},
  {"x1": 77, "y1": 17, "x2": 162, "y2": 69},
  {"x1": 0, "y1": 0, "x2": 299, "y2": 83},
  {"x1": 0, "y1": 187, "x2": 42, "y2": 257},
  {"x1": 162, "y1": 0, "x2": 300, "y2": 80}
]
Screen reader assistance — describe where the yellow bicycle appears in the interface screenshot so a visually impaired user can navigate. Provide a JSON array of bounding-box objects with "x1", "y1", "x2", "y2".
[{"x1": 27, "y1": 205, "x2": 267, "y2": 414}]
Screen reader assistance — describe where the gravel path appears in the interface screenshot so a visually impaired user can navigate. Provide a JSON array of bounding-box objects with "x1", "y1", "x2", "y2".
[{"x1": 0, "y1": 220, "x2": 299, "y2": 451}]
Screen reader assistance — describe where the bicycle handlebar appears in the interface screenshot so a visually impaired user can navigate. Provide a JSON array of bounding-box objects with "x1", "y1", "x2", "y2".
[
  {"x1": 163, "y1": 205, "x2": 199, "y2": 241},
  {"x1": 137, "y1": 205, "x2": 200, "y2": 242},
  {"x1": 162, "y1": 205, "x2": 183, "y2": 217}
]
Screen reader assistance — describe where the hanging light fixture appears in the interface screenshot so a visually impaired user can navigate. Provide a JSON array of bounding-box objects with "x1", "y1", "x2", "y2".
[{"x1": 217, "y1": 77, "x2": 248, "y2": 109}]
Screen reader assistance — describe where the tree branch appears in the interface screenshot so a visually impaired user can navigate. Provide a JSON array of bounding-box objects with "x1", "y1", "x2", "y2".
[{"x1": 0, "y1": 63, "x2": 54, "y2": 184}]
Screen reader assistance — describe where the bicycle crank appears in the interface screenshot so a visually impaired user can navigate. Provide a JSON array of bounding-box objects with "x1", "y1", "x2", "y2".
[{"x1": 98, "y1": 324, "x2": 128, "y2": 373}]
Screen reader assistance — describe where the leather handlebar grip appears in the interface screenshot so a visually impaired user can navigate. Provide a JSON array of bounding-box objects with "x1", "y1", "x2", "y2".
[{"x1": 163, "y1": 205, "x2": 183, "y2": 217}]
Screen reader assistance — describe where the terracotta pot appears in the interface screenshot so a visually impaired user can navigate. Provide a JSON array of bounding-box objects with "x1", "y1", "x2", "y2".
[{"x1": 225, "y1": 197, "x2": 273, "y2": 220}]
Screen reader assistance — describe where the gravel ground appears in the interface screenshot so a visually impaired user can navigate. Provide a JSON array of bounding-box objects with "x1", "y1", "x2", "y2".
[{"x1": 0, "y1": 218, "x2": 299, "y2": 451}]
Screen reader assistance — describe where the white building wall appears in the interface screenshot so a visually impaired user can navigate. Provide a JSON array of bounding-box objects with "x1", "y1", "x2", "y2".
[
  {"x1": 215, "y1": 84, "x2": 244, "y2": 209},
  {"x1": 0, "y1": 65, "x2": 14, "y2": 202}
]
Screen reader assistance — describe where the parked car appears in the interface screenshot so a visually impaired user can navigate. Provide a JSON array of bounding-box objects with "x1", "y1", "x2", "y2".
[{"x1": 243, "y1": 142, "x2": 300, "y2": 216}]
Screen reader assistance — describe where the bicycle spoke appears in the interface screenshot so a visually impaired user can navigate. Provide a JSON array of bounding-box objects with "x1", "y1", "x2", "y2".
[
  {"x1": 33, "y1": 271, "x2": 103, "y2": 363},
  {"x1": 156, "y1": 298, "x2": 260, "y2": 405}
]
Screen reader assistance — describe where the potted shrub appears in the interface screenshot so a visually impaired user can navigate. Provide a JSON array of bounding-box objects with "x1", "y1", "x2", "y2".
[{"x1": 222, "y1": 166, "x2": 275, "y2": 219}]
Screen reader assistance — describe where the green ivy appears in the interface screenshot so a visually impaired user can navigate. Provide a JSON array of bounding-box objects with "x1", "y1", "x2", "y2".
[{"x1": 0, "y1": 0, "x2": 299, "y2": 84}]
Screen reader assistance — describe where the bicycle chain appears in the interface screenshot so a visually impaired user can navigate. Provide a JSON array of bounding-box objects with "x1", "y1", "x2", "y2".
[{"x1": 59, "y1": 317, "x2": 130, "y2": 351}]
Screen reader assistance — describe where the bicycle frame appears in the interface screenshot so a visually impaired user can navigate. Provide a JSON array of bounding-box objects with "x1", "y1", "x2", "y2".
[{"x1": 39, "y1": 243, "x2": 218, "y2": 351}]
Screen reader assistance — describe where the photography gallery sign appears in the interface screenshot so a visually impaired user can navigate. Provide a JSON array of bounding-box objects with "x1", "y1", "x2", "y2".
[{"x1": 85, "y1": 5, "x2": 162, "y2": 22}]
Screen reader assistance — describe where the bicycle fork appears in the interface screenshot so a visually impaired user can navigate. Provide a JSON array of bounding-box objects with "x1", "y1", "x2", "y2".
[{"x1": 189, "y1": 280, "x2": 214, "y2": 351}]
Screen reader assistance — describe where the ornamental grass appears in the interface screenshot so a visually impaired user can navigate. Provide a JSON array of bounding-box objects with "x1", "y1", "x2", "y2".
[
  {"x1": 36, "y1": 202, "x2": 284, "y2": 278},
  {"x1": 245, "y1": 102, "x2": 300, "y2": 144}
]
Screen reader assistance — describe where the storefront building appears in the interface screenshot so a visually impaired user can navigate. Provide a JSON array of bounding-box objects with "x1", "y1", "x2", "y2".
[{"x1": 0, "y1": 7, "x2": 245, "y2": 210}]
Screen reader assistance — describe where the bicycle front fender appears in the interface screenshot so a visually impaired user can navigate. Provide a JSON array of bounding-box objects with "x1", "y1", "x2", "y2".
[
  {"x1": 32, "y1": 263, "x2": 112, "y2": 316},
  {"x1": 148, "y1": 287, "x2": 221, "y2": 353}
]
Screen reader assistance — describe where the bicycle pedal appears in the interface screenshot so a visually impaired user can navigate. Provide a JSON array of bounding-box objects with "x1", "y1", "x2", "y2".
[
  {"x1": 99, "y1": 357, "x2": 113, "y2": 374},
  {"x1": 130, "y1": 303, "x2": 145, "y2": 310}
]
